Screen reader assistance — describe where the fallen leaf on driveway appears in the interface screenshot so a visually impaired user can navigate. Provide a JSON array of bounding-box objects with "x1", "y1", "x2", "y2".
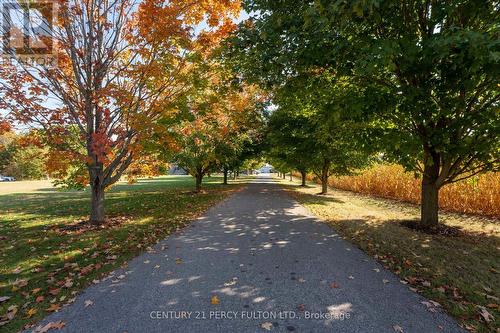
[
  {"x1": 330, "y1": 282, "x2": 339, "y2": 289},
  {"x1": 210, "y1": 295, "x2": 219, "y2": 305},
  {"x1": 143, "y1": 260, "x2": 150, "y2": 264},
  {"x1": 372, "y1": 268, "x2": 380, "y2": 273},
  {"x1": 348, "y1": 276, "x2": 354, "y2": 280},
  {"x1": 33, "y1": 321, "x2": 66, "y2": 333},
  {"x1": 223, "y1": 277, "x2": 238, "y2": 287},
  {"x1": 175, "y1": 258, "x2": 182, "y2": 264},
  {"x1": 421, "y1": 301, "x2": 439, "y2": 312},
  {"x1": 84, "y1": 300, "x2": 94, "y2": 307},
  {"x1": 383, "y1": 279, "x2": 390, "y2": 284},
  {"x1": 393, "y1": 324, "x2": 404, "y2": 332},
  {"x1": 261, "y1": 322, "x2": 273, "y2": 330}
]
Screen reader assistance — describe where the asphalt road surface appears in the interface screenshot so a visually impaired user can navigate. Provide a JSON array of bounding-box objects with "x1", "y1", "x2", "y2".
[{"x1": 29, "y1": 175, "x2": 464, "y2": 333}]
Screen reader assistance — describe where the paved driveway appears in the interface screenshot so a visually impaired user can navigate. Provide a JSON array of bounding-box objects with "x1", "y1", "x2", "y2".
[{"x1": 29, "y1": 176, "x2": 464, "y2": 333}]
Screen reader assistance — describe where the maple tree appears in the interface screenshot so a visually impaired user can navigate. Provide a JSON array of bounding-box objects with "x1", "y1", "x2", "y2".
[
  {"x1": 156, "y1": 66, "x2": 264, "y2": 192},
  {"x1": 0, "y1": 0, "x2": 241, "y2": 223}
]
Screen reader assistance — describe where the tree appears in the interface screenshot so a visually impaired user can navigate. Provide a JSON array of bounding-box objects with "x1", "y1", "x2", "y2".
[
  {"x1": 1, "y1": 0, "x2": 240, "y2": 223},
  {"x1": 154, "y1": 49, "x2": 264, "y2": 192},
  {"x1": 232, "y1": 0, "x2": 500, "y2": 229},
  {"x1": 267, "y1": 75, "x2": 373, "y2": 194},
  {"x1": 266, "y1": 108, "x2": 313, "y2": 187},
  {"x1": 0, "y1": 131, "x2": 47, "y2": 180}
]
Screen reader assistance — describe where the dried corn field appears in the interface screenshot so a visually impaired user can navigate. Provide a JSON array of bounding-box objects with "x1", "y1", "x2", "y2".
[{"x1": 307, "y1": 164, "x2": 500, "y2": 218}]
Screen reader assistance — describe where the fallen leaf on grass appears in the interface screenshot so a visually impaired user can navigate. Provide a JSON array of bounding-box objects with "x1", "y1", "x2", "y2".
[
  {"x1": 477, "y1": 305, "x2": 494, "y2": 323},
  {"x1": 33, "y1": 321, "x2": 66, "y2": 333},
  {"x1": 210, "y1": 295, "x2": 219, "y2": 305},
  {"x1": 261, "y1": 322, "x2": 273, "y2": 331},
  {"x1": 36, "y1": 296, "x2": 44, "y2": 303},
  {"x1": 0, "y1": 296, "x2": 10, "y2": 303},
  {"x1": 26, "y1": 308, "x2": 37, "y2": 318},
  {"x1": 46, "y1": 303, "x2": 61, "y2": 312},
  {"x1": 6, "y1": 305, "x2": 18, "y2": 320},
  {"x1": 48, "y1": 288, "x2": 60, "y2": 296},
  {"x1": 13, "y1": 279, "x2": 28, "y2": 288},
  {"x1": 84, "y1": 300, "x2": 94, "y2": 307},
  {"x1": 12, "y1": 267, "x2": 22, "y2": 274}
]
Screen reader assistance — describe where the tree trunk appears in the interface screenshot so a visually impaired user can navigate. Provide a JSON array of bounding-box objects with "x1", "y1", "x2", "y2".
[
  {"x1": 90, "y1": 182, "x2": 105, "y2": 224},
  {"x1": 321, "y1": 176, "x2": 328, "y2": 194},
  {"x1": 300, "y1": 170, "x2": 306, "y2": 186},
  {"x1": 420, "y1": 161, "x2": 441, "y2": 229},
  {"x1": 223, "y1": 167, "x2": 228, "y2": 185},
  {"x1": 282, "y1": 172, "x2": 285, "y2": 179},
  {"x1": 195, "y1": 173, "x2": 203, "y2": 193},
  {"x1": 289, "y1": 173, "x2": 292, "y2": 181},
  {"x1": 319, "y1": 161, "x2": 330, "y2": 194}
]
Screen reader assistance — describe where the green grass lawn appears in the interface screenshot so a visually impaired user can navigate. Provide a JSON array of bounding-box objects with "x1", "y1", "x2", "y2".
[
  {"x1": 0, "y1": 175, "x2": 244, "y2": 332},
  {"x1": 279, "y1": 177, "x2": 499, "y2": 333}
]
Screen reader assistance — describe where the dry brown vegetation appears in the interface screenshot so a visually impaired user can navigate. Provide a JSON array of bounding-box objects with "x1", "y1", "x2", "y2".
[
  {"x1": 314, "y1": 164, "x2": 500, "y2": 218},
  {"x1": 281, "y1": 178, "x2": 499, "y2": 333}
]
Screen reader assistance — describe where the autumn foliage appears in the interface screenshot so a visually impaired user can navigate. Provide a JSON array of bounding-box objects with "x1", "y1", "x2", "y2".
[{"x1": 0, "y1": 0, "x2": 242, "y2": 223}]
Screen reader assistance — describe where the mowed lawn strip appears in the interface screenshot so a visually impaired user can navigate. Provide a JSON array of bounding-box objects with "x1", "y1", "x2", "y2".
[
  {"x1": 0, "y1": 175, "x2": 244, "y2": 333},
  {"x1": 281, "y1": 178, "x2": 499, "y2": 333}
]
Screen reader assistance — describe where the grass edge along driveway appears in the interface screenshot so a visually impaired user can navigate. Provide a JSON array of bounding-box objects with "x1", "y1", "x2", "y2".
[
  {"x1": 0, "y1": 175, "x2": 244, "y2": 333},
  {"x1": 280, "y1": 177, "x2": 499, "y2": 333}
]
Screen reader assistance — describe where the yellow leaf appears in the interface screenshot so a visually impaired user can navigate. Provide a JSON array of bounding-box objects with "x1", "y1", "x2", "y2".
[
  {"x1": 210, "y1": 295, "x2": 219, "y2": 305},
  {"x1": 26, "y1": 308, "x2": 37, "y2": 318}
]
